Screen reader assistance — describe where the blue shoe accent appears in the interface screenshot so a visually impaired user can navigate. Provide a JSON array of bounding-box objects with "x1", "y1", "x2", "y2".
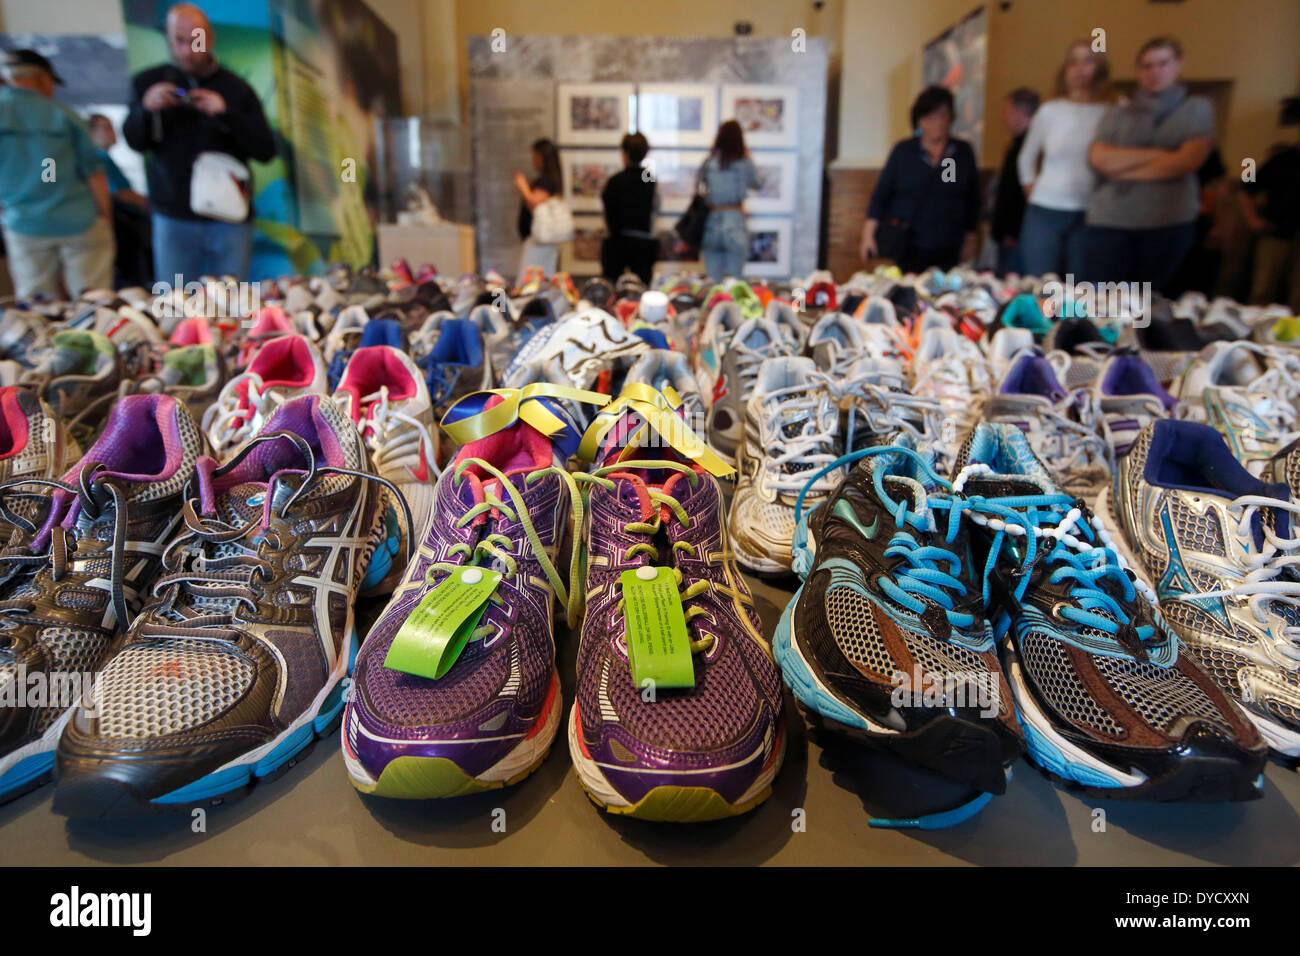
[
  {"x1": 152, "y1": 765, "x2": 252, "y2": 804},
  {"x1": 253, "y1": 724, "x2": 314, "y2": 776},
  {"x1": 868, "y1": 790, "x2": 995, "y2": 829},
  {"x1": 0, "y1": 750, "x2": 55, "y2": 800},
  {"x1": 361, "y1": 517, "x2": 400, "y2": 591},
  {"x1": 773, "y1": 584, "x2": 871, "y2": 732},
  {"x1": 152, "y1": 626, "x2": 359, "y2": 805},
  {"x1": 1021, "y1": 719, "x2": 1125, "y2": 789}
]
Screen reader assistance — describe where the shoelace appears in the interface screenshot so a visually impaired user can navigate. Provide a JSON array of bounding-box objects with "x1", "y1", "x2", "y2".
[
  {"x1": 761, "y1": 378, "x2": 840, "y2": 495},
  {"x1": 419, "y1": 355, "x2": 465, "y2": 408},
  {"x1": 1025, "y1": 389, "x2": 1113, "y2": 475},
  {"x1": 1193, "y1": 494, "x2": 1300, "y2": 662},
  {"x1": 574, "y1": 459, "x2": 716, "y2": 654},
  {"x1": 346, "y1": 386, "x2": 438, "y2": 478},
  {"x1": 0, "y1": 464, "x2": 140, "y2": 637},
  {"x1": 1231, "y1": 356, "x2": 1300, "y2": 441},
  {"x1": 415, "y1": 457, "x2": 584, "y2": 630},
  {"x1": 838, "y1": 369, "x2": 945, "y2": 456},
  {"x1": 201, "y1": 369, "x2": 275, "y2": 453},
  {"x1": 953, "y1": 463, "x2": 1162, "y2": 657},
  {"x1": 793, "y1": 445, "x2": 982, "y2": 631},
  {"x1": 145, "y1": 431, "x2": 413, "y2": 641}
]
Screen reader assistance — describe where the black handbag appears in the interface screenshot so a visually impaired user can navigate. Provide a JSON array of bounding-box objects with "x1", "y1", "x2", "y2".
[{"x1": 674, "y1": 154, "x2": 712, "y2": 252}]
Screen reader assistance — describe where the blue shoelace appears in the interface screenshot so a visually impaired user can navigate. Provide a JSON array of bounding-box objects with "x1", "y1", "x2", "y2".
[{"x1": 960, "y1": 489, "x2": 1156, "y2": 646}]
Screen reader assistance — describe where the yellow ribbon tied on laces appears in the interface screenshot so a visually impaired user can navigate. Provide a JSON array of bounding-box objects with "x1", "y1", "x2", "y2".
[
  {"x1": 439, "y1": 383, "x2": 611, "y2": 454},
  {"x1": 577, "y1": 382, "x2": 735, "y2": 478}
]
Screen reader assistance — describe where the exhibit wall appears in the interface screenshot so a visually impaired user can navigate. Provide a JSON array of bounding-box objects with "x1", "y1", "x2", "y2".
[{"x1": 469, "y1": 34, "x2": 828, "y2": 279}]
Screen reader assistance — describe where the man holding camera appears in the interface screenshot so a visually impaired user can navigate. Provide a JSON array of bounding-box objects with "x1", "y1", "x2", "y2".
[{"x1": 124, "y1": 2, "x2": 275, "y2": 285}]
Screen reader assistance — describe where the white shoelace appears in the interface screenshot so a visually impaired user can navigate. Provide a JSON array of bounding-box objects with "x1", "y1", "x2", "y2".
[
  {"x1": 202, "y1": 370, "x2": 272, "y2": 454},
  {"x1": 348, "y1": 386, "x2": 437, "y2": 478},
  {"x1": 761, "y1": 380, "x2": 840, "y2": 495},
  {"x1": 1033, "y1": 390, "x2": 1114, "y2": 475},
  {"x1": 1196, "y1": 495, "x2": 1300, "y2": 662}
]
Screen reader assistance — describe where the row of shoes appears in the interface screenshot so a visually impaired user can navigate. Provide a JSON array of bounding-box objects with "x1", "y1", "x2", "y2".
[{"x1": 2, "y1": 258, "x2": 1297, "y2": 829}]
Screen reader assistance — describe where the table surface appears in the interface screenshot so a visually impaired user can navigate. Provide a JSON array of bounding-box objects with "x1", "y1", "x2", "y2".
[{"x1": 3, "y1": 572, "x2": 1299, "y2": 867}]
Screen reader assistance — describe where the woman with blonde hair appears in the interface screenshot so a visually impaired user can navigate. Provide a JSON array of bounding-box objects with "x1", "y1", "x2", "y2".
[{"x1": 1016, "y1": 40, "x2": 1112, "y2": 277}]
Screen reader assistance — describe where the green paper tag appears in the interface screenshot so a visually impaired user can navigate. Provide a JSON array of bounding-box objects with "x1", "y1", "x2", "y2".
[
  {"x1": 384, "y1": 566, "x2": 502, "y2": 679},
  {"x1": 620, "y1": 566, "x2": 695, "y2": 692}
]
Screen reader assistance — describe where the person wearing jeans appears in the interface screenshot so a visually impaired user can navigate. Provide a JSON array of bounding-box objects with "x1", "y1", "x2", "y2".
[
  {"x1": 1085, "y1": 37, "x2": 1214, "y2": 292},
  {"x1": 124, "y1": 3, "x2": 275, "y2": 285},
  {"x1": 0, "y1": 50, "x2": 114, "y2": 299},
  {"x1": 1017, "y1": 40, "x2": 1111, "y2": 278},
  {"x1": 700, "y1": 120, "x2": 762, "y2": 281}
]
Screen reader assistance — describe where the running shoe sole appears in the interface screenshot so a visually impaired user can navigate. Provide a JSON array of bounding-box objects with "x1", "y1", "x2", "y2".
[
  {"x1": 567, "y1": 705, "x2": 784, "y2": 822},
  {"x1": 1006, "y1": 638, "x2": 1264, "y2": 801},
  {"x1": 343, "y1": 672, "x2": 562, "y2": 799},
  {"x1": 1094, "y1": 486, "x2": 1300, "y2": 763}
]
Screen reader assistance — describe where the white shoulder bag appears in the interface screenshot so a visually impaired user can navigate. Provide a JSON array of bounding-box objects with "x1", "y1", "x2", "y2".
[
  {"x1": 530, "y1": 196, "x2": 574, "y2": 245},
  {"x1": 191, "y1": 151, "x2": 252, "y2": 223}
]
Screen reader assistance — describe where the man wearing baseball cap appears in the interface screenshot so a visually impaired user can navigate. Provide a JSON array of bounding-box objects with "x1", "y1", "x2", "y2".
[{"x1": 0, "y1": 49, "x2": 114, "y2": 299}]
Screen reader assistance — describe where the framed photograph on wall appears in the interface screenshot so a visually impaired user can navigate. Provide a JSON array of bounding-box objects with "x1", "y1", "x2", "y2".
[
  {"x1": 566, "y1": 214, "x2": 608, "y2": 275},
  {"x1": 745, "y1": 217, "x2": 793, "y2": 278},
  {"x1": 721, "y1": 84, "x2": 799, "y2": 149},
  {"x1": 557, "y1": 83, "x2": 635, "y2": 146},
  {"x1": 645, "y1": 149, "x2": 709, "y2": 214},
  {"x1": 748, "y1": 152, "x2": 798, "y2": 214},
  {"x1": 562, "y1": 149, "x2": 624, "y2": 212},
  {"x1": 635, "y1": 83, "x2": 716, "y2": 148}
]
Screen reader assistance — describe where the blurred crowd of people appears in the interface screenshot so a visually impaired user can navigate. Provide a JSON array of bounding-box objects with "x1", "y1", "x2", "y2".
[
  {"x1": 3, "y1": 18, "x2": 1296, "y2": 311},
  {"x1": 965, "y1": 36, "x2": 1297, "y2": 309},
  {"x1": 0, "y1": 2, "x2": 272, "y2": 301}
]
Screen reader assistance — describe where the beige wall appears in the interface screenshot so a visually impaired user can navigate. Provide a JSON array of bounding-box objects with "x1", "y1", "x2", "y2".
[
  {"x1": 835, "y1": 0, "x2": 977, "y2": 166},
  {"x1": 838, "y1": 0, "x2": 1300, "y2": 169},
  {"x1": 0, "y1": 0, "x2": 124, "y2": 33},
  {"x1": 444, "y1": 0, "x2": 845, "y2": 122}
]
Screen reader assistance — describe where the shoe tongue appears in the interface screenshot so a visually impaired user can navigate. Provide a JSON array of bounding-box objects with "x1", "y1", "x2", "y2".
[
  {"x1": 962, "y1": 474, "x2": 1054, "y2": 500},
  {"x1": 219, "y1": 481, "x2": 282, "y2": 526}
]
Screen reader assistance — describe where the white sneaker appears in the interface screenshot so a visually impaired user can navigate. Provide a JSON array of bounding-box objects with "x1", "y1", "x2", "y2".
[
  {"x1": 705, "y1": 316, "x2": 792, "y2": 460},
  {"x1": 333, "y1": 344, "x2": 438, "y2": 593},
  {"x1": 910, "y1": 326, "x2": 991, "y2": 470},
  {"x1": 694, "y1": 300, "x2": 745, "y2": 402},
  {"x1": 203, "y1": 334, "x2": 329, "y2": 456},
  {"x1": 983, "y1": 351, "x2": 1111, "y2": 499},
  {"x1": 1174, "y1": 340, "x2": 1300, "y2": 476},
  {"x1": 988, "y1": 326, "x2": 1036, "y2": 382},
  {"x1": 1091, "y1": 350, "x2": 1177, "y2": 459},
  {"x1": 728, "y1": 355, "x2": 840, "y2": 574}
]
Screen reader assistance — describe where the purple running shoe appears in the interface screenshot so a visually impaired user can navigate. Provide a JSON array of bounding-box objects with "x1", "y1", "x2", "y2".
[
  {"x1": 343, "y1": 399, "x2": 579, "y2": 797},
  {"x1": 569, "y1": 396, "x2": 785, "y2": 821}
]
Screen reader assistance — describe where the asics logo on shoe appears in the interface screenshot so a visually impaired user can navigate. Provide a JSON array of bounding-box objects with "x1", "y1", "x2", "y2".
[{"x1": 1156, "y1": 507, "x2": 1235, "y2": 635}]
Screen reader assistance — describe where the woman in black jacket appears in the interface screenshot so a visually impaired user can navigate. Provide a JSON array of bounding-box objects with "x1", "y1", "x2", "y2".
[
  {"x1": 600, "y1": 133, "x2": 659, "y2": 283},
  {"x1": 860, "y1": 86, "x2": 981, "y2": 273}
]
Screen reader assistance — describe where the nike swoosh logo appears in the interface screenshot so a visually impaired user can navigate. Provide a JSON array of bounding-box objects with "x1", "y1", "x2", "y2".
[
  {"x1": 410, "y1": 443, "x2": 432, "y2": 483},
  {"x1": 832, "y1": 500, "x2": 878, "y2": 539}
]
